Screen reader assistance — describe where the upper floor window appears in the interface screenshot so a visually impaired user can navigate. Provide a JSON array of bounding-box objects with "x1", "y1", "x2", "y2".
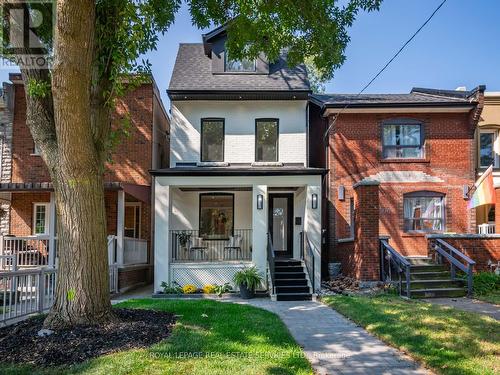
[
  {"x1": 479, "y1": 130, "x2": 499, "y2": 168},
  {"x1": 201, "y1": 118, "x2": 224, "y2": 162},
  {"x1": 255, "y1": 119, "x2": 279, "y2": 162},
  {"x1": 225, "y1": 52, "x2": 256, "y2": 72},
  {"x1": 33, "y1": 203, "x2": 50, "y2": 235},
  {"x1": 382, "y1": 121, "x2": 423, "y2": 159},
  {"x1": 403, "y1": 191, "x2": 444, "y2": 232}
]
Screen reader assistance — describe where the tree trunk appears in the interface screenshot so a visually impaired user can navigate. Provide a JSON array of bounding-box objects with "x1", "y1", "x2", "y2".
[{"x1": 44, "y1": 0, "x2": 112, "y2": 328}]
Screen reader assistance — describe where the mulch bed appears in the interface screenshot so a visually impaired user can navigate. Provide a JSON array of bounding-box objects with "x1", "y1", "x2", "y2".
[{"x1": 0, "y1": 308, "x2": 175, "y2": 367}]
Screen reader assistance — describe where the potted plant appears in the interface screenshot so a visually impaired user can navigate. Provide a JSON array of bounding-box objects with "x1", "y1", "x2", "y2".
[
  {"x1": 233, "y1": 267, "x2": 263, "y2": 299},
  {"x1": 177, "y1": 232, "x2": 192, "y2": 251}
]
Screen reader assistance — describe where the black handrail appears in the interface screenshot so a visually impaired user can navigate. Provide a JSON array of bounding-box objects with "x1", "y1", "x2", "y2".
[
  {"x1": 432, "y1": 238, "x2": 475, "y2": 296},
  {"x1": 303, "y1": 233, "x2": 316, "y2": 292},
  {"x1": 380, "y1": 239, "x2": 411, "y2": 298},
  {"x1": 267, "y1": 233, "x2": 276, "y2": 295}
]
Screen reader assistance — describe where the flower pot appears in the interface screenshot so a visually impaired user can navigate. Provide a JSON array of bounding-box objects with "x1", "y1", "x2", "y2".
[{"x1": 239, "y1": 283, "x2": 255, "y2": 299}]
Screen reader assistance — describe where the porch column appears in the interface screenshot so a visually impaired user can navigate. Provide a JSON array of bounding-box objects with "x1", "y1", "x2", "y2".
[
  {"x1": 305, "y1": 184, "x2": 322, "y2": 292},
  {"x1": 116, "y1": 190, "x2": 125, "y2": 266},
  {"x1": 252, "y1": 184, "x2": 268, "y2": 277},
  {"x1": 154, "y1": 180, "x2": 170, "y2": 292},
  {"x1": 48, "y1": 192, "x2": 56, "y2": 267}
]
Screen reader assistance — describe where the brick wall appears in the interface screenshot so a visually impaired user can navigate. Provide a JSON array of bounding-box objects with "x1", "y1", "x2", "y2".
[
  {"x1": 428, "y1": 235, "x2": 500, "y2": 272},
  {"x1": 11, "y1": 81, "x2": 162, "y2": 185},
  {"x1": 328, "y1": 112, "x2": 476, "y2": 259},
  {"x1": 118, "y1": 265, "x2": 153, "y2": 291},
  {"x1": 10, "y1": 192, "x2": 51, "y2": 235}
]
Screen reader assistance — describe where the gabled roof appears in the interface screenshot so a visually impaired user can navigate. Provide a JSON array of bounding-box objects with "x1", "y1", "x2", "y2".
[
  {"x1": 167, "y1": 44, "x2": 310, "y2": 99},
  {"x1": 310, "y1": 86, "x2": 485, "y2": 112}
]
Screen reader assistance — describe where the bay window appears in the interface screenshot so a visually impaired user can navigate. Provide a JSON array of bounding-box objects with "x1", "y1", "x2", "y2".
[
  {"x1": 403, "y1": 192, "x2": 444, "y2": 232},
  {"x1": 382, "y1": 121, "x2": 423, "y2": 159}
]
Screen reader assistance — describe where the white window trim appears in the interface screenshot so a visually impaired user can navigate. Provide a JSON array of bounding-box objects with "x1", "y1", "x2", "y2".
[
  {"x1": 479, "y1": 129, "x2": 500, "y2": 168},
  {"x1": 124, "y1": 202, "x2": 142, "y2": 239},
  {"x1": 33, "y1": 203, "x2": 50, "y2": 235}
]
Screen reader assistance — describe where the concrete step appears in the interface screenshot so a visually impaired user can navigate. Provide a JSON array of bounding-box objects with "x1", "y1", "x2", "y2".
[
  {"x1": 403, "y1": 279, "x2": 465, "y2": 290},
  {"x1": 275, "y1": 271, "x2": 306, "y2": 279},
  {"x1": 409, "y1": 288, "x2": 467, "y2": 299},
  {"x1": 410, "y1": 271, "x2": 451, "y2": 280},
  {"x1": 274, "y1": 278, "x2": 308, "y2": 287},
  {"x1": 275, "y1": 292, "x2": 312, "y2": 301},
  {"x1": 405, "y1": 257, "x2": 434, "y2": 265},
  {"x1": 275, "y1": 265, "x2": 304, "y2": 273},
  {"x1": 275, "y1": 285, "x2": 310, "y2": 294},
  {"x1": 410, "y1": 264, "x2": 448, "y2": 273}
]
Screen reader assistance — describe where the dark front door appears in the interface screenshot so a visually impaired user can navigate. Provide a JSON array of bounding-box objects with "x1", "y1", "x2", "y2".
[{"x1": 269, "y1": 193, "x2": 294, "y2": 258}]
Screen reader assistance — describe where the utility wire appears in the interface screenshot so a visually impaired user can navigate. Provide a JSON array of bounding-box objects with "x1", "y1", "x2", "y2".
[{"x1": 323, "y1": 0, "x2": 448, "y2": 141}]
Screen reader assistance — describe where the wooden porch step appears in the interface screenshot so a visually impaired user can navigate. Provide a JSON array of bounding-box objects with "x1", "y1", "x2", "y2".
[
  {"x1": 275, "y1": 265, "x2": 303, "y2": 273},
  {"x1": 402, "y1": 279, "x2": 465, "y2": 290},
  {"x1": 274, "y1": 278, "x2": 308, "y2": 286},
  {"x1": 409, "y1": 287, "x2": 467, "y2": 299},
  {"x1": 275, "y1": 260, "x2": 302, "y2": 267},
  {"x1": 405, "y1": 257, "x2": 434, "y2": 265},
  {"x1": 410, "y1": 271, "x2": 451, "y2": 280},
  {"x1": 275, "y1": 285, "x2": 310, "y2": 294},
  {"x1": 275, "y1": 292, "x2": 312, "y2": 301},
  {"x1": 410, "y1": 264, "x2": 448, "y2": 273},
  {"x1": 274, "y1": 272, "x2": 306, "y2": 279}
]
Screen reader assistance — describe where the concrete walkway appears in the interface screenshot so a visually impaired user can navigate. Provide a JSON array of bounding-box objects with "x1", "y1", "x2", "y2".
[
  {"x1": 230, "y1": 299, "x2": 430, "y2": 375},
  {"x1": 423, "y1": 297, "x2": 499, "y2": 320}
]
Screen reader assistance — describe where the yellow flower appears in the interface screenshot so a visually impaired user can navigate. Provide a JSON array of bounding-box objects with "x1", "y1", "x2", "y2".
[
  {"x1": 182, "y1": 284, "x2": 198, "y2": 294},
  {"x1": 202, "y1": 284, "x2": 216, "y2": 294}
]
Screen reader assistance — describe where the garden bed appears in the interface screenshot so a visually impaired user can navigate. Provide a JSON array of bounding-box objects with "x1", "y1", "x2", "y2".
[{"x1": 0, "y1": 308, "x2": 175, "y2": 367}]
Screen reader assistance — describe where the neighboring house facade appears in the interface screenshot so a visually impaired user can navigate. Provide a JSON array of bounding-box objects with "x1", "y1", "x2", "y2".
[
  {"x1": 475, "y1": 91, "x2": 500, "y2": 233},
  {"x1": 0, "y1": 73, "x2": 170, "y2": 292},
  {"x1": 310, "y1": 87, "x2": 486, "y2": 280},
  {"x1": 153, "y1": 25, "x2": 324, "y2": 299}
]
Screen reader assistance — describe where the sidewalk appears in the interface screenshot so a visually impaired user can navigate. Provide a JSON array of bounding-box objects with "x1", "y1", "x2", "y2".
[{"x1": 423, "y1": 297, "x2": 499, "y2": 320}]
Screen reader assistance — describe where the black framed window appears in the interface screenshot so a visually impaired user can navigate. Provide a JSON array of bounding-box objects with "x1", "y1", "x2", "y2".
[
  {"x1": 255, "y1": 119, "x2": 279, "y2": 162},
  {"x1": 382, "y1": 121, "x2": 423, "y2": 159},
  {"x1": 403, "y1": 191, "x2": 445, "y2": 232},
  {"x1": 479, "y1": 131, "x2": 498, "y2": 168},
  {"x1": 224, "y1": 52, "x2": 256, "y2": 72},
  {"x1": 201, "y1": 118, "x2": 224, "y2": 162},
  {"x1": 199, "y1": 193, "x2": 234, "y2": 239}
]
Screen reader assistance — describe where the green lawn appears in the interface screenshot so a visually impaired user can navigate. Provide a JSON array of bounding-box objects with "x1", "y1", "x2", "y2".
[
  {"x1": 1, "y1": 299, "x2": 312, "y2": 375},
  {"x1": 474, "y1": 290, "x2": 500, "y2": 305},
  {"x1": 322, "y1": 295, "x2": 499, "y2": 375}
]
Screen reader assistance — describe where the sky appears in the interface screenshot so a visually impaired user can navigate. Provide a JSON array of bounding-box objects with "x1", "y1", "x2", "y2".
[{"x1": 1, "y1": 0, "x2": 499, "y2": 106}]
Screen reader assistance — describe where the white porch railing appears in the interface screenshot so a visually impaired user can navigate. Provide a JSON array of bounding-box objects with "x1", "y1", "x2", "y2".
[
  {"x1": 0, "y1": 236, "x2": 57, "y2": 269},
  {"x1": 478, "y1": 223, "x2": 495, "y2": 234},
  {"x1": 0, "y1": 267, "x2": 57, "y2": 326},
  {"x1": 123, "y1": 237, "x2": 148, "y2": 265}
]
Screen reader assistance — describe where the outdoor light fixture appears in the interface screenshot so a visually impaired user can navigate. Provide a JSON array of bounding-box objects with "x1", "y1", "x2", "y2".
[
  {"x1": 312, "y1": 193, "x2": 318, "y2": 209},
  {"x1": 257, "y1": 194, "x2": 264, "y2": 210}
]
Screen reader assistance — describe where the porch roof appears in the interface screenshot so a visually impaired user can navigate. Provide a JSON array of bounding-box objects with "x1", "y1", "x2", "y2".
[
  {"x1": 150, "y1": 166, "x2": 327, "y2": 177},
  {"x1": 0, "y1": 182, "x2": 151, "y2": 202}
]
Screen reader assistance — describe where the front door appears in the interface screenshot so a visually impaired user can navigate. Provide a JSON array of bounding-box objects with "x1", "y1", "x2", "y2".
[{"x1": 269, "y1": 193, "x2": 293, "y2": 258}]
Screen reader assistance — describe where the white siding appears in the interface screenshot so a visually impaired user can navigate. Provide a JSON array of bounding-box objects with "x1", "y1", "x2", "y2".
[{"x1": 170, "y1": 100, "x2": 307, "y2": 166}]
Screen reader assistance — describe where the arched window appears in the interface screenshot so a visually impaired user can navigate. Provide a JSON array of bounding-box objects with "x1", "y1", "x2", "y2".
[{"x1": 403, "y1": 191, "x2": 445, "y2": 232}]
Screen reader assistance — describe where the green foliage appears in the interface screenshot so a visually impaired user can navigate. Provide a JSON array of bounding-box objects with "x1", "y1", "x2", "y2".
[
  {"x1": 177, "y1": 232, "x2": 192, "y2": 247},
  {"x1": 213, "y1": 282, "x2": 232, "y2": 297},
  {"x1": 26, "y1": 78, "x2": 51, "y2": 99},
  {"x1": 160, "y1": 281, "x2": 183, "y2": 294},
  {"x1": 233, "y1": 267, "x2": 263, "y2": 291},
  {"x1": 189, "y1": 0, "x2": 381, "y2": 81},
  {"x1": 472, "y1": 272, "x2": 500, "y2": 296}
]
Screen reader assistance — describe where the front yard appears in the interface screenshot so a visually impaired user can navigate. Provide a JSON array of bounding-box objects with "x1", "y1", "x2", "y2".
[
  {"x1": 322, "y1": 294, "x2": 500, "y2": 375},
  {"x1": 1, "y1": 299, "x2": 312, "y2": 375}
]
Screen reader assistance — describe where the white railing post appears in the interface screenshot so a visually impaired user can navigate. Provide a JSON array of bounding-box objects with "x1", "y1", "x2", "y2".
[{"x1": 38, "y1": 269, "x2": 45, "y2": 313}]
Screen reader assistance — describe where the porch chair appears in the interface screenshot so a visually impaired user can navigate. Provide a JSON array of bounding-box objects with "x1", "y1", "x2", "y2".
[
  {"x1": 188, "y1": 237, "x2": 208, "y2": 261},
  {"x1": 223, "y1": 235, "x2": 243, "y2": 260}
]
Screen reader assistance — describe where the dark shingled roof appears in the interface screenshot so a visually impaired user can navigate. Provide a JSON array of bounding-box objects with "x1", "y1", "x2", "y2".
[
  {"x1": 168, "y1": 44, "x2": 310, "y2": 94},
  {"x1": 310, "y1": 86, "x2": 485, "y2": 110}
]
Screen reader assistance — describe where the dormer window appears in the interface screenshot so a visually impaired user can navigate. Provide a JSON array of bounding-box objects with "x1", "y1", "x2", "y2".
[{"x1": 224, "y1": 53, "x2": 256, "y2": 72}]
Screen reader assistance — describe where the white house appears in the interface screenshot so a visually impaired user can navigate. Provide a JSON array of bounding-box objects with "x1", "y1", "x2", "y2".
[{"x1": 153, "y1": 25, "x2": 325, "y2": 300}]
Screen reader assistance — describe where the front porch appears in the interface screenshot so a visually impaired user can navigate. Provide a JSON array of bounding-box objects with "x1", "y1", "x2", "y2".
[{"x1": 153, "y1": 170, "x2": 323, "y2": 295}]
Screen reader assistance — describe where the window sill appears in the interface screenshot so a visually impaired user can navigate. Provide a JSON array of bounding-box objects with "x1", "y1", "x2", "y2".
[
  {"x1": 252, "y1": 162, "x2": 283, "y2": 167},
  {"x1": 380, "y1": 158, "x2": 429, "y2": 163},
  {"x1": 402, "y1": 231, "x2": 439, "y2": 237},
  {"x1": 197, "y1": 162, "x2": 229, "y2": 167},
  {"x1": 337, "y1": 237, "x2": 354, "y2": 243}
]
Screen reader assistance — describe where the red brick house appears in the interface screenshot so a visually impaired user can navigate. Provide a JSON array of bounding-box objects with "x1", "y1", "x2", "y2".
[
  {"x1": 0, "y1": 73, "x2": 169, "y2": 292},
  {"x1": 309, "y1": 87, "x2": 500, "y2": 290}
]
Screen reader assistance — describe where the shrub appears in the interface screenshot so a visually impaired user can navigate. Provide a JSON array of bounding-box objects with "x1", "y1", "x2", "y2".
[
  {"x1": 213, "y1": 283, "x2": 232, "y2": 297},
  {"x1": 182, "y1": 284, "x2": 198, "y2": 294},
  {"x1": 160, "y1": 281, "x2": 182, "y2": 294},
  {"x1": 473, "y1": 272, "x2": 500, "y2": 295},
  {"x1": 233, "y1": 267, "x2": 263, "y2": 291},
  {"x1": 202, "y1": 284, "x2": 216, "y2": 294}
]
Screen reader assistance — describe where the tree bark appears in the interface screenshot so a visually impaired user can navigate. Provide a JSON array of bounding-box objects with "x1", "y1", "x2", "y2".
[{"x1": 44, "y1": 0, "x2": 112, "y2": 328}]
